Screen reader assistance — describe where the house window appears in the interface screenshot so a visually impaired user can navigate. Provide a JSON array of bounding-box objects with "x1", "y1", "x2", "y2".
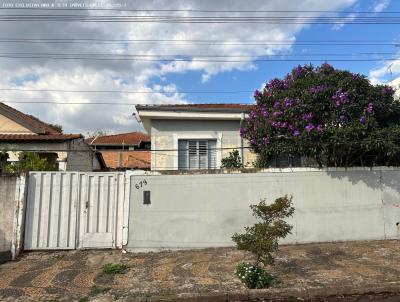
[{"x1": 178, "y1": 140, "x2": 217, "y2": 169}]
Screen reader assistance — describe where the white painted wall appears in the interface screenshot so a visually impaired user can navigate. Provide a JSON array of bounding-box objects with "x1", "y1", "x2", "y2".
[
  {"x1": 0, "y1": 175, "x2": 17, "y2": 262},
  {"x1": 150, "y1": 119, "x2": 256, "y2": 170},
  {"x1": 127, "y1": 168, "x2": 400, "y2": 252},
  {"x1": 0, "y1": 175, "x2": 25, "y2": 262}
]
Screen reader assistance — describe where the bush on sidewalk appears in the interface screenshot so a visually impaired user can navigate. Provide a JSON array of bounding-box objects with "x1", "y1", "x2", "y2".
[{"x1": 232, "y1": 195, "x2": 294, "y2": 289}]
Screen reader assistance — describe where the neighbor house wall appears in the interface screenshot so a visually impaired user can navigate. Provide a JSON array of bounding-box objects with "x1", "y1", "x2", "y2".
[
  {"x1": 0, "y1": 114, "x2": 33, "y2": 134},
  {"x1": 0, "y1": 175, "x2": 17, "y2": 263},
  {"x1": 127, "y1": 168, "x2": 400, "y2": 252},
  {"x1": 151, "y1": 119, "x2": 256, "y2": 170},
  {"x1": 65, "y1": 139, "x2": 102, "y2": 171}
]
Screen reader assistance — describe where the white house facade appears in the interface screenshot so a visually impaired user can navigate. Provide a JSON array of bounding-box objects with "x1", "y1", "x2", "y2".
[{"x1": 135, "y1": 104, "x2": 257, "y2": 171}]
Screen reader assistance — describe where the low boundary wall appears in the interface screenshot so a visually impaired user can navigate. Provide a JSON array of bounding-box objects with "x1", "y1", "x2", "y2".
[
  {"x1": 0, "y1": 175, "x2": 25, "y2": 263},
  {"x1": 127, "y1": 169, "x2": 400, "y2": 252}
]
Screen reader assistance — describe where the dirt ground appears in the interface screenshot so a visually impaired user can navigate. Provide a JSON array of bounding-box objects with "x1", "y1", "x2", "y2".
[{"x1": 0, "y1": 240, "x2": 399, "y2": 301}]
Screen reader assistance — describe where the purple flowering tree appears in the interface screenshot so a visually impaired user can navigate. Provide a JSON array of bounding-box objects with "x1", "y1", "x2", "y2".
[{"x1": 241, "y1": 63, "x2": 400, "y2": 167}]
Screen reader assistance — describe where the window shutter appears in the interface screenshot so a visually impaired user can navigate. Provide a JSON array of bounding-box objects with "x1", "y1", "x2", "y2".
[
  {"x1": 208, "y1": 140, "x2": 217, "y2": 169},
  {"x1": 188, "y1": 140, "x2": 198, "y2": 169},
  {"x1": 198, "y1": 140, "x2": 208, "y2": 169},
  {"x1": 178, "y1": 140, "x2": 188, "y2": 169},
  {"x1": 178, "y1": 139, "x2": 217, "y2": 170}
]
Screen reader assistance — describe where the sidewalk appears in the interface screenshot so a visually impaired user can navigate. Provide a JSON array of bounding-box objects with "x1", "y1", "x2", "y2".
[{"x1": 0, "y1": 240, "x2": 399, "y2": 301}]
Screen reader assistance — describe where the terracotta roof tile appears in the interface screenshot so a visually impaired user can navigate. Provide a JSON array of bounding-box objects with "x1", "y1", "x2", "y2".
[
  {"x1": 87, "y1": 132, "x2": 150, "y2": 146},
  {"x1": 0, "y1": 134, "x2": 82, "y2": 141},
  {"x1": 0, "y1": 102, "x2": 61, "y2": 134},
  {"x1": 135, "y1": 103, "x2": 254, "y2": 113},
  {"x1": 100, "y1": 151, "x2": 150, "y2": 170}
]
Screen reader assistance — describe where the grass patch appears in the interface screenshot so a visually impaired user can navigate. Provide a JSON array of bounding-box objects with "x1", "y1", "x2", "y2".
[{"x1": 102, "y1": 263, "x2": 127, "y2": 274}]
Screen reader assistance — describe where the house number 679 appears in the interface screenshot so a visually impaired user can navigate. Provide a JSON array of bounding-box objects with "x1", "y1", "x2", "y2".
[{"x1": 135, "y1": 180, "x2": 147, "y2": 190}]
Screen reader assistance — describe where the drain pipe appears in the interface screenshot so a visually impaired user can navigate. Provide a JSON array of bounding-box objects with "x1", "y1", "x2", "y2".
[{"x1": 240, "y1": 112, "x2": 245, "y2": 166}]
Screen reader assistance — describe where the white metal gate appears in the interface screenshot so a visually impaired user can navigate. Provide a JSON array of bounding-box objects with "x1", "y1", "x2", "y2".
[{"x1": 24, "y1": 172, "x2": 127, "y2": 250}]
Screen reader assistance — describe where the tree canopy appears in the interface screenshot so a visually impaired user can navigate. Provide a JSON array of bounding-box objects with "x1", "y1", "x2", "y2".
[
  {"x1": 241, "y1": 63, "x2": 400, "y2": 167},
  {"x1": 4, "y1": 152, "x2": 57, "y2": 173}
]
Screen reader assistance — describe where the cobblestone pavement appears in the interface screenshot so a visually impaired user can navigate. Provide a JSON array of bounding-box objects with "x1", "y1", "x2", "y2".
[{"x1": 0, "y1": 240, "x2": 399, "y2": 301}]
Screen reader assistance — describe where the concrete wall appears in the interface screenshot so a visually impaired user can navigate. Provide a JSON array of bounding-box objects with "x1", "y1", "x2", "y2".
[
  {"x1": 66, "y1": 139, "x2": 102, "y2": 171},
  {"x1": 0, "y1": 175, "x2": 17, "y2": 263},
  {"x1": 151, "y1": 119, "x2": 257, "y2": 170},
  {"x1": 127, "y1": 169, "x2": 400, "y2": 252}
]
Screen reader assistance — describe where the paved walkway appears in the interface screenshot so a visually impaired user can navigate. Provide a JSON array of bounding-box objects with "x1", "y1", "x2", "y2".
[{"x1": 0, "y1": 240, "x2": 399, "y2": 301}]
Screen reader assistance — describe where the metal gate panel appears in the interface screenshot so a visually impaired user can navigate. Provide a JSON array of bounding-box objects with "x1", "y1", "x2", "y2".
[
  {"x1": 24, "y1": 172, "x2": 78, "y2": 250},
  {"x1": 82, "y1": 174, "x2": 115, "y2": 248},
  {"x1": 114, "y1": 173, "x2": 126, "y2": 248},
  {"x1": 80, "y1": 172, "x2": 125, "y2": 249},
  {"x1": 25, "y1": 171, "x2": 126, "y2": 250}
]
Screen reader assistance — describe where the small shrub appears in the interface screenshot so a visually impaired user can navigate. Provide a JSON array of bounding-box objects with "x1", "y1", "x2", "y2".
[
  {"x1": 232, "y1": 195, "x2": 294, "y2": 289},
  {"x1": 221, "y1": 150, "x2": 244, "y2": 169},
  {"x1": 232, "y1": 195, "x2": 294, "y2": 267},
  {"x1": 102, "y1": 263, "x2": 127, "y2": 274},
  {"x1": 235, "y1": 262, "x2": 275, "y2": 289},
  {"x1": 4, "y1": 151, "x2": 57, "y2": 173}
]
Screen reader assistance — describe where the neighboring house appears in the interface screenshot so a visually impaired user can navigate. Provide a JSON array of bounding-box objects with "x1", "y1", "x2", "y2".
[
  {"x1": 0, "y1": 102, "x2": 103, "y2": 172},
  {"x1": 135, "y1": 104, "x2": 257, "y2": 171},
  {"x1": 87, "y1": 132, "x2": 151, "y2": 170},
  {"x1": 389, "y1": 77, "x2": 400, "y2": 99}
]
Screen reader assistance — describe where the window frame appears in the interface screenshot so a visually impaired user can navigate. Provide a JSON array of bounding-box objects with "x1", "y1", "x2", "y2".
[{"x1": 178, "y1": 139, "x2": 217, "y2": 170}]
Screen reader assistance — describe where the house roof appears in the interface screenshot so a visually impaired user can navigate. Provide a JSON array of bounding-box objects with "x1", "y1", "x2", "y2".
[
  {"x1": 0, "y1": 102, "x2": 82, "y2": 142},
  {"x1": 0, "y1": 102, "x2": 61, "y2": 134},
  {"x1": 100, "y1": 151, "x2": 151, "y2": 170},
  {"x1": 135, "y1": 103, "x2": 254, "y2": 113},
  {"x1": 0, "y1": 134, "x2": 82, "y2": 142},
  {"x1": 87, "y1": 132, "x2": 150, "y2": 146}
]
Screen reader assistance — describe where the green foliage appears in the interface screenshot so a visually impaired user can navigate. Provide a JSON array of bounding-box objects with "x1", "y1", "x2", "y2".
[
  {"x1": 232, "y1": 195, "x2": 294, "y2": 267},
  {"x1": 242, "y1": 64, "x2": 400, "y2": 167},
  {"x1": 235, "y1": 262, "x2": 275, "y2": 289},
  {"x1": 102, "y1": 263, "x2": 127, "y2": 274},
  {"x1": 221, "y1": 150, "x2": 244, "y2": 168},
  {"x1": 4, "y1": 152, "x2": 57, "y2": 173},
  {"x1": 0, "y1": 151, "x2": 9, "y2": 172},
  {"x1": 47, "y1": 123, "x2": 63, "y2": 133}
]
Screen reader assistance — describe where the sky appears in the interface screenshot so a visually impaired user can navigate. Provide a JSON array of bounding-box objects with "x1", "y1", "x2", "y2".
[{"x1": 0, "y1": 0, "x2": 399, "y2": 135}]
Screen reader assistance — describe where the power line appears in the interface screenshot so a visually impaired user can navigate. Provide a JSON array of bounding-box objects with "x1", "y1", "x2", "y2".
[
  {"x1": 1, "y1": 101, "x2": 252, "y2": 105},
  {"x1": 0, "y1": 38, "x2": 398, "y2": 46},
  {"x1": 1, "y1": 51, "x2": 397, "y2": 57},
  {"x1": 0, "y1": 8, "x2": 399, "y2": 14},
  {"x1": 0, "y1": 55, "x2": 398, "y2": 62},
  {"x1": 0, "y1": 88, "x2": 252, "y2": 94},
  {"x1": 1, "y1": 15, "x2": 400, "y2": 24},
  {"x1": 3, "y1": 140, "x2": 400, "y2": 154}
]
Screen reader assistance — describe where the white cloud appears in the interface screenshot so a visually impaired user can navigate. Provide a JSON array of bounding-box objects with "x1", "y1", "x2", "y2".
[
  {"x1": 0, "y1": 0, "x2": 358, "y2": 134},
  {"x1": 372, "y1": 0, "x2": 390, "y2": 12},
  {"x1": 369, "y1": 55, "x2": 400, "y2": 84},
  {"x1": 331, "y1": 13, "x2": 357, "y2": 30}
]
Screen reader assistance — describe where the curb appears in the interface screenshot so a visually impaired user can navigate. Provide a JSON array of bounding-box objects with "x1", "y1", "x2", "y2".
[{"x1": 132, "y1": 281, "x2": 400, "y2": 302}]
